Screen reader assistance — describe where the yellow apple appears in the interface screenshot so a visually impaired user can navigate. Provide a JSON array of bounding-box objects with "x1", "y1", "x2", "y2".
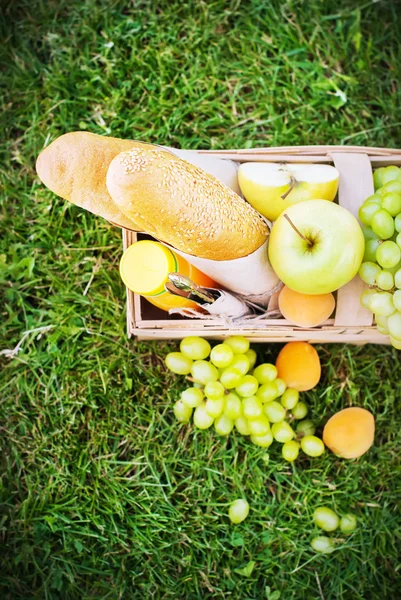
[{"x1": 238, "y1": 162, "x2": 339, "y2": 221}]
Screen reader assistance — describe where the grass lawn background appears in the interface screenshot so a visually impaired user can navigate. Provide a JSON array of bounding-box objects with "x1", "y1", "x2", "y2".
[{"x1": 1, "y1": 0, "x2": 401, "y2": 598}]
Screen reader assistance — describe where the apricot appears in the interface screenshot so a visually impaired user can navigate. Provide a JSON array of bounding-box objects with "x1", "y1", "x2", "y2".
[
  {"x1": 278, "y1": 286, "x2": 335, "y2": 327},
  {"x1": 323, "y1": 407, "x2": 375, "y2": 459},
  {"x1": 276, "y1": 342, "x2": 321, "y2": 391}
]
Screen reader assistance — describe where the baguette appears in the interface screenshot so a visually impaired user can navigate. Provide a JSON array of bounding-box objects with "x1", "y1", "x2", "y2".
[{"x1": 106, "y1": 146, "x2": 268, "y2": 260}]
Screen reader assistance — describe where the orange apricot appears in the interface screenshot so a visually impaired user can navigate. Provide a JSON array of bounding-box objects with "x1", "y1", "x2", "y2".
[
  {"x1": 278, "y1": 286, "x2": 335, "y2": 327},
  {"x1": 323, "y1": 407, "x2": 375, "y2": 459},
  {"x1": 276, "y1": 342, "x2": 321, "y2": 391}
]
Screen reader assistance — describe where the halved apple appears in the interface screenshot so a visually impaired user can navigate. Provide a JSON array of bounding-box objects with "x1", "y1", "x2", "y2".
[{"x1": 238, "y1": 162, "x2": 340, "y2": 221}]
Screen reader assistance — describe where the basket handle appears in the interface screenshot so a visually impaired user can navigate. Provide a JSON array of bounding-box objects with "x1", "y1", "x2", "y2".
[{"x1": 329, "y1": 152, "x2": 373, "y2": 327}]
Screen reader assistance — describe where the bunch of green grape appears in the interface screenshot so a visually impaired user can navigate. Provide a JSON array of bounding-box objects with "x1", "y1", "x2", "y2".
[
  {"x1": 165, "y1": 336, "x2": 325, "y2": 462},
  {"x1": 358, "y1": 165, "x2": 401, "y2": 349}
]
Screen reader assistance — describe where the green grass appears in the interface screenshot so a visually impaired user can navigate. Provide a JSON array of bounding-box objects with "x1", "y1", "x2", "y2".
[{"x1": 1, "y1": 0, "x2": 401, "y2": 598}]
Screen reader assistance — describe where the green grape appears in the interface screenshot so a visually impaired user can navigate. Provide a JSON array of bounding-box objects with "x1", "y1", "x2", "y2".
[
  {"x1": 397, "y1": 232, "x2": 401, "y2": 249},
  {"x1": 181, "y1": 387, "x2": 204, "y2": 408},
  {"x1": 214, "y1": 414, "x2": 234, "y2": 436},
  {"x1": 361, "y1": 224, "x2": 379, "y2": 241},
  {"x1": 375, "y1": 314, "x2": 389, "y2": 335},
  {"x1": 191, "y1": 360, "x2": 219, "y2": 385},
  {"x1": 381, "y1": 180, "x2": 401, "y2": 195},
  {"x1": 256, "y1": 382, "x2": 278, "y2": 403},
  {"x1": 165, "y1": 352, "x2": 193, "y2": 375},
  {"x1": 282, "y1": 440, "x2": 300, "y2": 462},
  {"x1": 193, "y1": 403, "x2": 214, "y2": 429},
  {"x1": 230, "y1": 354, "x2": 251, "y2": 375},
  {"x1": 313, "y1": 507, "x2": 340, "y2": 532},
  {"x1": 365, "y1": 193, "x2": 383, "y2": 204},
  {"x1": 390, "y1": 335, "x2": 401, "y2": 349},
  {"x1": 173, "y1": 400, "x2": 193, "y2": 423},
  {"x1": 224, "y1": 336, "x2": 250, "y2": 354},
  {"x1": 395, "y1": 268, "x2": 401, "y2": 289},
  {"x1": 224, "y1": 392, "x2": 243, "y2": 420},
  {"x1": 253, "y1": 363, "x2": 278, "y2": 384},
  {"x1": 301, "y1": 435, "x2": 325, "y2": 457},
  {"x1": 376, "y1": 270, "x2": 394, "y2": 291},
  {"x1": 358, "y1": 261, "x2": 381, "y2": 285},
  {"x1": 272, "y1": 421, "x2": 295, "y2": 443},
  {"x1": 219, "y1": 367, "x2": 243, "y2": 389},
  {"x1": 242, "y1": 396, "x2": 263, "y2": 419},
  {"x1": 235, "y1": 415, "x2": 251, "y2": 435},
  {"x1": 358, "y1": 201, "x2": 381, "y2": 226},
  {"x1": 296, "y1": 420, "x2": 316, "y2": 437},
  {"x1": 248, "y1": 415, "x2": 271, "y2": 436},
  {"x1": 373, "y1": 167, "x2": 386, "y2": 189},
  {"x1": 360, "y1": 288, "x2": 378, "y2": 310},
  {"x1": 280, "y1": 388, "x2": 299, "y2": 410},
  {"x1": 236, "y1": 375, "x2": 259, "y2": 398},
  {"x1": 376, "y1": 241, "x2": 401, "y2": 269},
  {"x1": 382, "y1": 193, "x2": 401, "y2": 217},
  {"x1": 292, "y1": 401, "x2": 308, "y2": 420},
  {"x1": 371, "y1": 209, "x2": 395, "y2": 239},
  {"x1": 180, "y1": 336, "x2": 211, "y2": 360},
  {"x1": 275, "y1": 378, "x2": 287, "y2": 396},
  {"x1": 393, "y1": 290, "x2": 401, "y2": 311},
  {"x1": 388, "y1": 311, "x2": 401, "y2": 340},
  {"x1": 210, "y1": 343, "x2": 234, "y2": 368},
  {"x1": 369, "y1": 291, "x2": 395, "y2": 316},
  {"x1": 204, "y1": 381, "x2": 225, "y2": 400},
  {"x1": 311, "y1": 536, "x2": 335, "y2": 554},
  {"x1": 381, "y1": 165, "x2": 401, "y2": 185},
  {"x1": 363, "y1": 238, "x2": 381, "y2": 262},
  {"x1": 340, "y1": 514, "x2": 357, "y2": 534},
  {"x1": 395, "y1": 213, "x2": 401, "y2": 233},
  {"x1": 205, "y1": 397, "x2": 225, "y2": 418},
  {"x1": 264, "y1": 401, "x2": 286, "y2": 423},
  {"x1": 245, "y1": 348, "x2": 257, "y2": 370},
  {"x1": 228, "y1": 499, "x2": 249, "y2": 524},
  {"x1": 251, "y1": 430, "x2": 274, "y2": 447}
]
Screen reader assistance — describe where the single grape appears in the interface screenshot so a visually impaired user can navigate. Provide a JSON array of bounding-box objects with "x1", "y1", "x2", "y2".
[
  {"x1": 371, "y1": 209, "x2": 395, "y2": 239},
  {"x1": 390, "y1": 335, "x2": 401, "y2": 349},
  {"x1": 236, "y1": 375, "x2": 259, "y2": 398},
  {"x1": 245, "y1": 348, "x2": 257, "y2": 370},
  {"x1": 251, "y1": 430, "x2": 274, "y2": 447},
  {"x1": 292, "y1": 401, "x2": 308, "y2": 420},
  {"x1": 191, "y1": 360, "x2": 219, "y2": 385},
  {"x1": 193, "y1": 403, "x2": 214, "y2": 429},
  {"x1": 360, "y1": 288, "x2": 378, "y2": 310},
  {"x1": 275, "y1": 378, "x2": 287, "y2": 396},
  {"x1": 358, "y1": 261, "x2": 381, "y2": 285},
  {"x1": 214, "y1": 414, "x2": 234, "y2": 436},
  {"x1": 181, "y1": 387, "x2": 204, "y2": 408},
  {"x1": 264, "y1": 401, "x2": 286, "y2": 423},
  {"x1": 272, "y1": 421, "x2": 295, "y2": 443},
  {"x1": 376, "y1": 241, "x2": 401, "y2": 269},
  {"x1": 393, "y1": 290, "x2": 401, "y2": 311},
  {"x1": 282, "y1": 440, "x2": 300, "y2": 462},
  {"x1": 204, "y1": 381, "x2": 225, "y2": 400},
  {"x1": 380, "y1": 180, "x2": 401, "y2": 195},
  {"x1": 395, "y1": 268, "x2": 401, "y2": 289},
  {"x1": 381, "y1": 165, "x2": 401, "y2": 185},
  {"x1": 363, "y1": 238, "x2": 381, "y2": 262},
  {"x1": 382, "y1": 193, "x2": 401, "y2": 217},
  {"x1": 301, "y1": 435, "x2": 325, "y2": 457},
  {"x1": 311, "y1": 536, "x2": 335, "y2": 554},
  {"x1": 364, "y1": 193, "x2": 383, "y2": 204},
  {"x1": 376, "y1": 314, "x2": 389, "y2": 330},
  {"x1": 173, "y1": 400, "x2": 193, "y2": 423},
  {"x1": 224, "y1": 336, "x2": 250, "y2": 354},
  {"x1": 281, "y1": 388, "x2": 299, "y2": 410},
  {"x1": 230, "y1": 354, "x2": 251, "y2": 375},
  {"x1": 224, "y1": 392, "x2": 243, "y2": 420},
  {"x1": 242, "y1": 396, "x2": 263, "y2": 419},
  {"x1": 388, "y1": 311, "x2": 401, "y2": 340},
  {"x1": 180, "y1": 336, "x2": 211, "y2": 360},
  {"x1": 369, "y1": 291, "x2": 395, "y2": 317},
  {"x1": 395, "y1": 213, "x2": 401, "y2": 233},
  {"x1": 205, "y1": 397, "x2": 225, "y2": 418},
  {"x1": 358, "y1": 202, "x2": 381, "y2": 226},
  {"x1": 219, "y1": 367, "x2": 243, "y2": 389},
  {"x1": 166, "y1": 352, "x2": 193, "y2": 375},
  {"x1": 373, "y1": 167, "x2": 386, "y2": 189},
  {"x1": 296, "y1": 419, "x2": 316, "y2": 437},
  {"x1": 313, "y1": 507, "x2": 340, "y2": 532},
  {"x1": 376, "y1": 270, "x2": 394, "y2": 291},
  {"x1": 210, "y1": 343, "x2": 234, "y2": 368},
  {"x1": 253, "y1": 363, "x2": 278, "y2": 384},
  {"x1": 256, "y1": 382, "x2": 278, "y2": 403},
  {"x1": 248, "y1": 415, "x2": 271, "y2": 436},
  {"x1": 235, "y1": 415, "x2": 251, "y2": 436},
  {"x1": 228, "y1": 499, "x2": 250, "y2": 524},
  {"x1": 340, "y1": 514, "x2": 357, "y2": 534}
]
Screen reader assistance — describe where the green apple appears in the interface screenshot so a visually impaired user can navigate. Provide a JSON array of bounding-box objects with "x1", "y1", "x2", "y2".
[
  {"x1": 268, "y1": 200, "x2": 365, "y2": 294},
  {"x1": 238, "y1": 162, "x2": 339, "y2": 221}
]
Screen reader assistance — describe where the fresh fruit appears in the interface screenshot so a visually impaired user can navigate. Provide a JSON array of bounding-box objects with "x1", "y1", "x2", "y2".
[
  {"x1": 235, "y1": 375, "x2": 259, "y2": 397},
  {"x1": 301, "y1": 435, "x2": 325, "y2": 457},
  {"x1": 282, "y1": 440, "x2": 300, "y2": 462},
  {"x1": 276, "y1": 342, "x2": 321, "y2": 391},
  {"x1": 204, "y1": 381, "x2": 225, "y2": 399},
  {"x1": 264, "y1": 401, "x2": 286, "y2": 423},
  {"x1": 224, "y1": 336, "x2": 250, "y2": 354},
  {"x1": 253, "y1": 363, "x2": 277, "y2": 384},
  {"x1": 340, "y1": 514, "x2": 357, "y2": 533},
  {"x1": 251, "y1": 430, "x2": 273, "y2": 447},
  {"x1": 248, "y1": 415, "x2": 270, "y2": 436},
  {"x1": 181, "y1": 387, "x2": 204, "y2": 408},
  {"x1": 191, "y1": 360, "x2": 219, "y2": 385},
  {"x1": 166, "y1": 352, "x2": 193, "y2": 375},
  {"x1": 235, "y1": 416, "x2": 251, "y2": 435},
  {"x1": 323, "y1": 407, "x2": 375, "y2": 458},
  {"x1": 292, "y1": 401, "x2": 308, "y2": 420},
  {"x1": 272, "y1": 421, "x2": 295, "y2": 443},
  {"x1": 382, "y1": 193, "x2": 401, "y2": 216},
  {"x1": 242, "y1": 396, "x2": 263, "y2": 419},
  {"x1": 393, "y1": 291, "x2": 401, "y2": 311},
  {"x1": 220, "y1": 367, "x2": 243, "y2": 389},
  {"x1": 275, "y1": 378, "x2": 287, "y2": 396},
  {"x1": 268, "y1": 200, "x2": 365, "y2": 294},
  {"x1": 228, "y1": 499, "x2": 250, "y2": 524},
  {"x1": 214, "y1": 414, "x2": 234, "y2": 436},
  {"x1": 173, "y1": 400, "x2": 193, "y2": 423},
  {"x1": 388, "y1": 311, "x2": 401, "y2": 340},
  {"x1": 371, "y1": 209, "x2": 395, "y2": 239},
  {"x1": 363, "y1": 238, "x2": 381, "y2": 262},
  {"x1": 376, "y1": 270, "x2": 394, "y2": 291},
  {"x1": 369, "y1": 292, "x2": 395, "y2": 317},
  {"x1": 376, "y1": 240, "x2": 401, "y2": 269},
  {"x1": 230, "y1": 354, "x2": 251, "y2": 375},
  {"x1": 358, "y1": 201, "x2": 381, "y2": 226},
  {"x1": 224, "y1": 392, "x2": 243, "y2": 420},
  {"x1": 360, "y1": 288, "x2": 378, "y2": 309},
  {"x1": 278, "y1": 286, "x2": 335, "y2": 327},
  {"x1": 311, "y1": 536, "x2": 335, "y2": 554},
  {"x1": 193, "y1": 403, "x2": 214, "y2": 429},
  {"x1": 280, "y1": 388, "x2": 299, "y2": 410},
  {"x1": 358, "y1": 261, "x2": 381, "y2": 285},
  {"x1": 256, "y1": 382, "x2": 278, "y2": 403},
  {"x1": 210, "y1": 343, "x2": 234, "y2": 368},
  {"x1": 238, "y1": 162, "x2": 339, "y2": 221},
  {"x1": 245, "y1": 348, "x2": 257, "y2": 369},
  {"x1": 296, "y1": 420, "x2": 316, "y2": 437},
  {"x1": 205, "y1": 397, "x2": 225, "y2": 418},
  {"x1": 180, "y1": 336, "x2": 211, "y2": 360},
  {"x1": 313, "y1": 507, "x2": 340, "y2": 532}
]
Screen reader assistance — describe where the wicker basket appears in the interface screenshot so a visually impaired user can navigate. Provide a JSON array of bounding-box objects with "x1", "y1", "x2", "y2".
[{"x1": 122, "y1": 145, "x2": 401, "y2": 343}]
